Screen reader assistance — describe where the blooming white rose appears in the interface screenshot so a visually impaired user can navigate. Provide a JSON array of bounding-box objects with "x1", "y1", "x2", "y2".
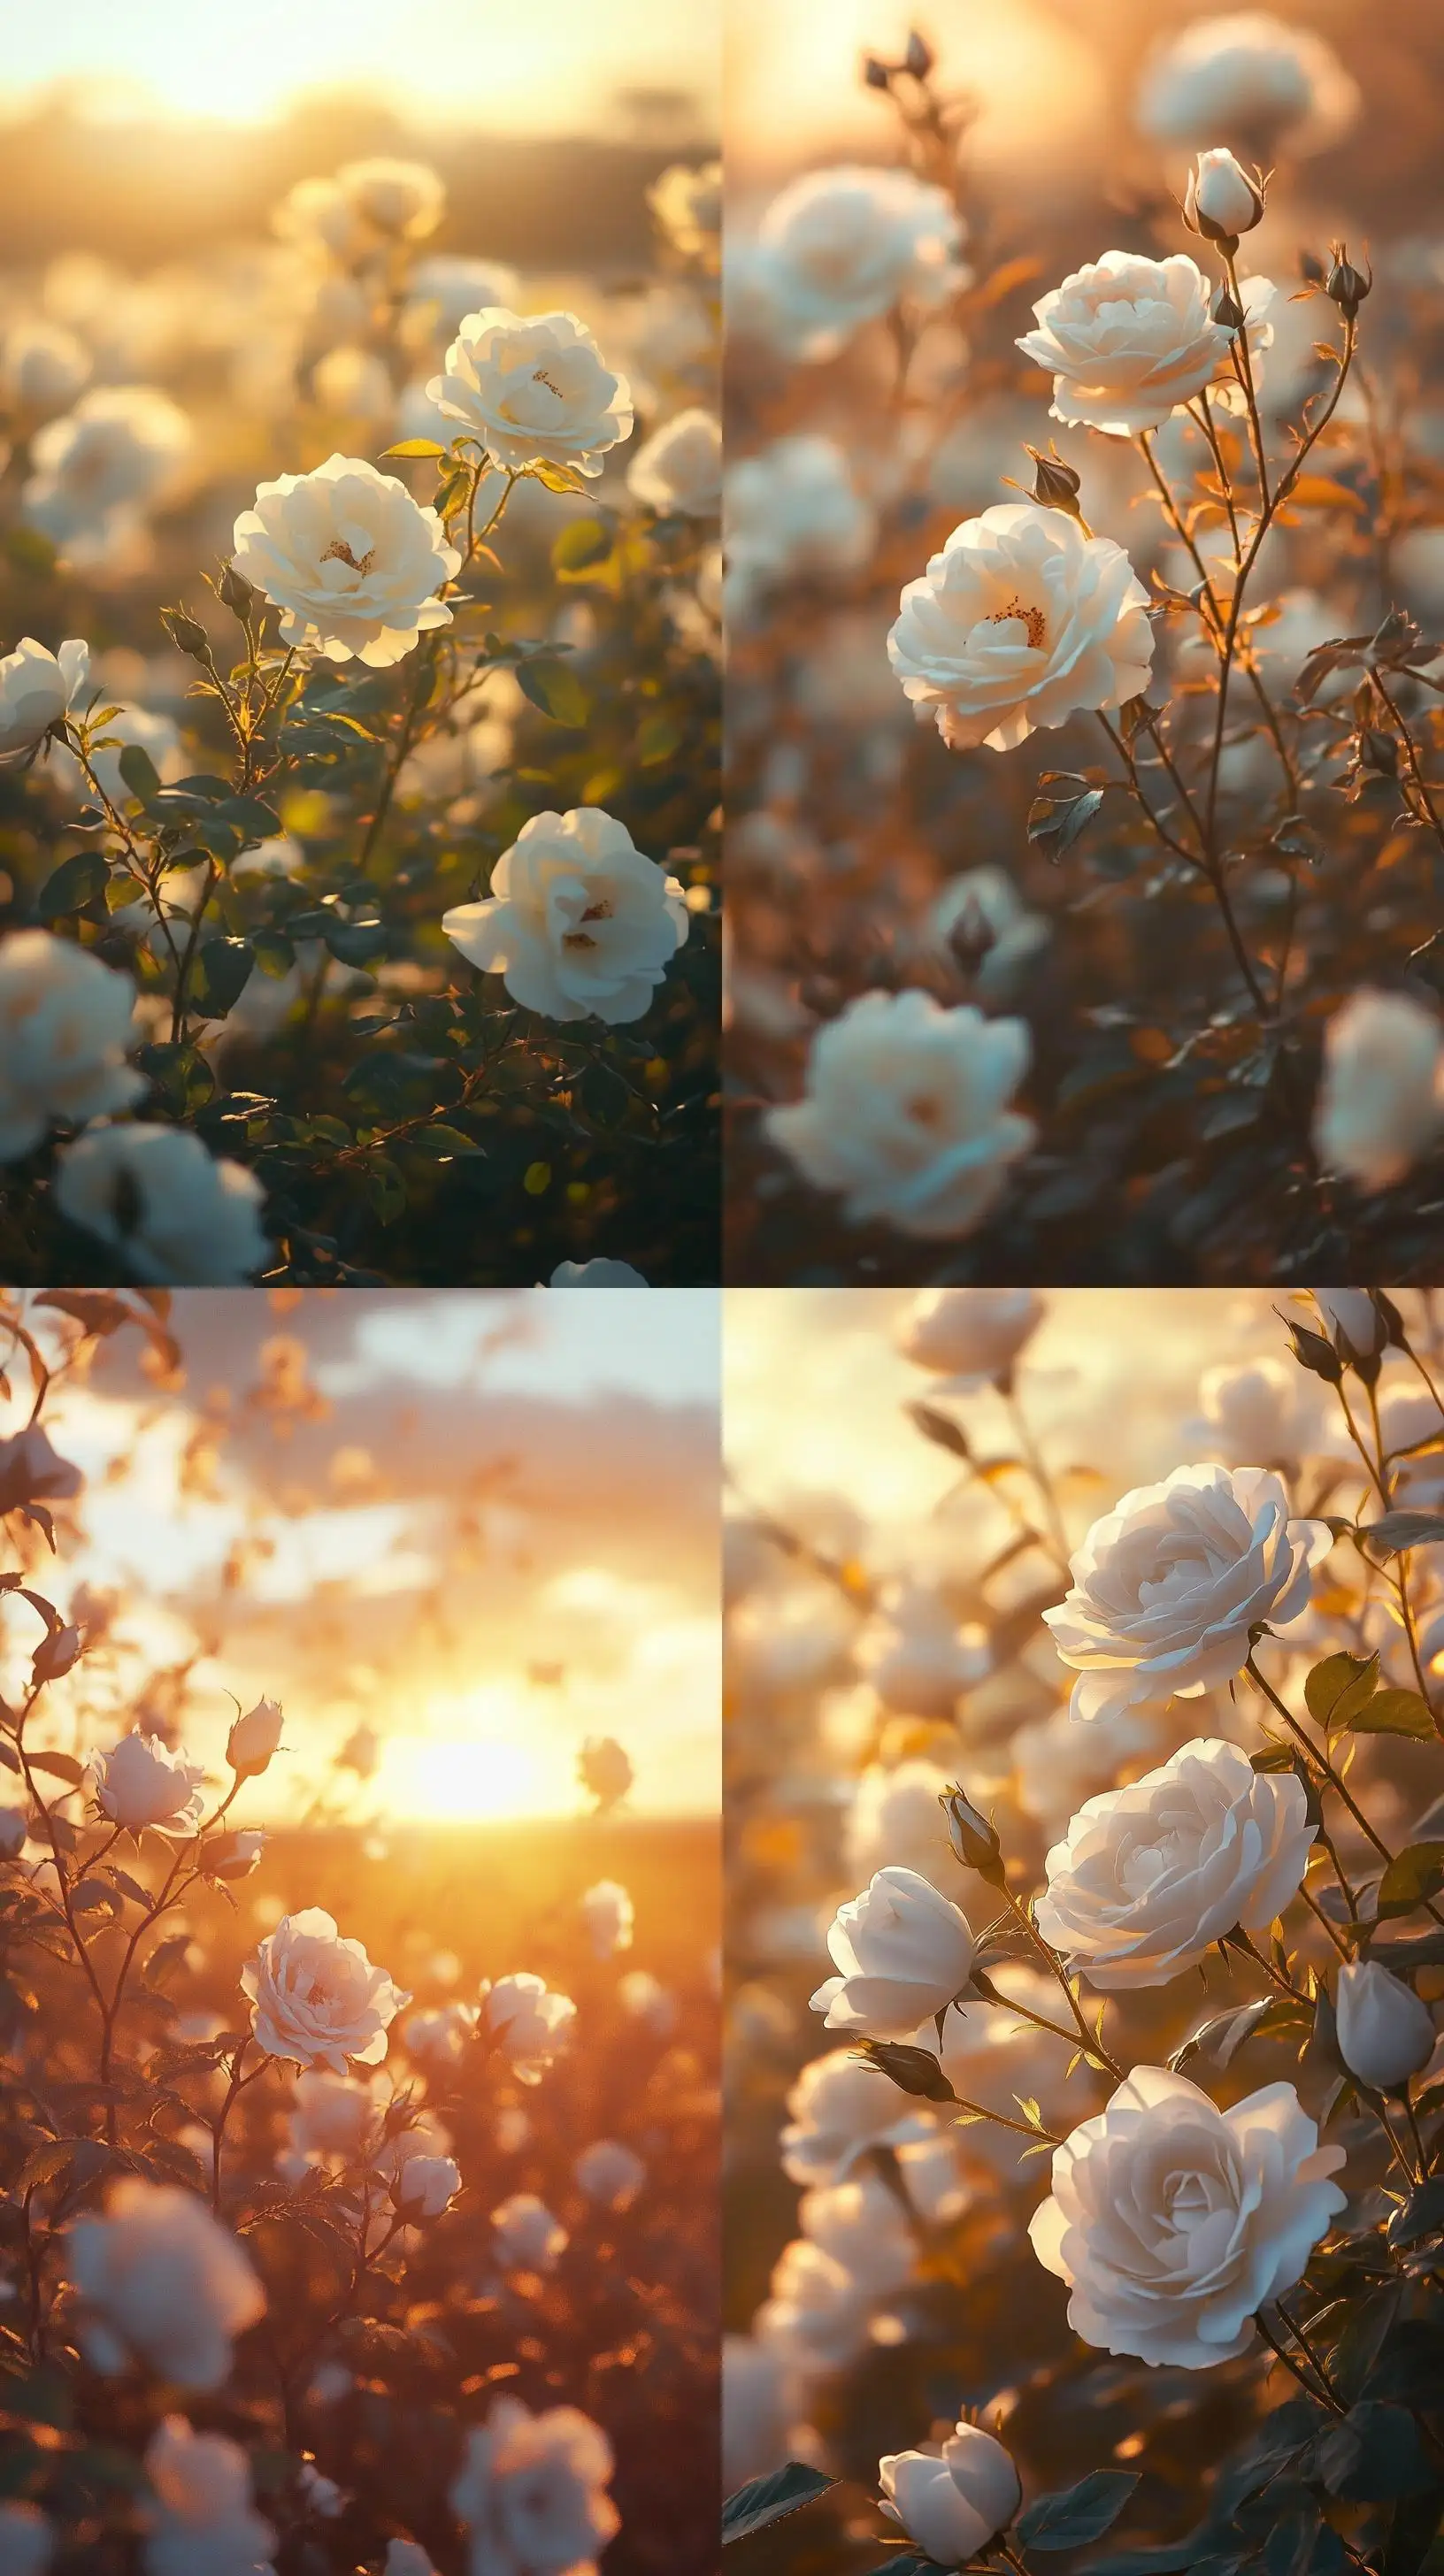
[
  {"x1": 231, "y1": 454, "x2": 459, "y2": 668},
  {"x1": 243, "y1": 1907, "x2": 411, "y2": 2073},
  {"x1": 1191, "y1": 1356, "x2": 1322, "y2": 1475},
  {"x1": 1335, "y1": 1961, "x2": 1436, "y2": 2092},
  {"x1": 390, "y1": 2151, "x2": 460, "y2": 2219},
  {"x1": 573, "y1": 2137, "x2": 646, "y2": 2210},
  {"x1": 90, "y1": 1729, "x2": 206, "y2": 1835},
  {"x1": 0, "y1": 2505, "x2": 52, "y2": 2576},
  {"x1": 580, "y1": 1880, "x2": 634, "y2": 1959},
  {"x1": 626, "y1": 406, "x2": 721, "y2": 516},
  {"x1": 890, "y1": 504, "x2": 1154, "y2": 750},
  {"x1": 548, "y1": 1259, "x2": 649, "y2": 1286},
  {"x1": 1036, "y1": 1737, "x2": 1314, "y2": 1989},
  {"x1": 142, "y1": 2415, "x2": 275, "y2": 2576},
  {"x1": 443, "y1": 806, "x2": 687, "y2": 1025},
  {"x1": 756, "y1": 165, "x2": 965, "y2": 361},
  {"x1": 880, "y1": 2426, "x2": 1022, "y2": 2567},
  {"x1": 767, "y1": 990, "x2": 1034, "y2": 1238},
  {"x1": 69, "y1": 2180, "x2": 265, "y2": 2389},
  {"x1": 56, "y1": 1125, "x2": 271, "y2": 1286},
  {"x1": 1028, "y1": 2066, "x2": 1348, "y2": 2367},
  {"x1": 726, "y1": 436, "x2": 875, "y2": 607},
  {"x1": 449, "y1": 2398, "x2": 619, "y2": 2576},
  {"x1": 649, "y1": 161, "x2": 722, "y2": 265},
  {"x1": 1043, "y1": 1462, "x2": 1332, "y2": 1722},
  {"x1": 756, "y1": 2235, "x2": 872, "y2": 2372},
  {"x1": 0, "y1": 1422, "x2": 83, "y2": 1514},
  {"x1": 0, "y1": 932, "x2": 143, "y2": 1160},
  {"x1": 491, "y1": 2193, "x2": 568, "y2": 2273},
  {"x1": 227, "y1": 1697, "x2": 283, "y2": 1779},
  {"x1": 799, "y1": 2173, "x2": 917, "y2": 2297},
  {"x1": 481, "y1": 1973, "x2": 577, "y2": 2082},
  {"x1": 1018, "y1": 251, "x2": 1236, "y2": 439},
  {"x1": 780, "y1": 2046, "x2": 941, "y2": 2189},
  {"x1": 1138, "y1": 12, "x2": 1359, "y2": 157},
  {"x1": 812, "y1": 1867, "x2": 976, "y2": 2040},
  {"x1": 0, "y1": 318, "x2": 89, "y2": 415},
  {"x1": 1187, "y1": 147, "x2": 1265, "y2": 242},
  {"x1": 895, "y1": 1286, "x2": 1044, "y2": 1391},
  {"x1": 1313, "y1": 990, "x2": 1444, "y2": 1192},
  {"x1": 427, "y1": 308, "x2": 633, "y2": 478},
  {"x1": 338, "y1": 157, "x2": 444, "y2": 240},
  {"x1": 0, "y1": 636, "x2": 90, "y2": 764},
  {"x1": 23, "y1": 386, "x2": 190, "y2": 554}
]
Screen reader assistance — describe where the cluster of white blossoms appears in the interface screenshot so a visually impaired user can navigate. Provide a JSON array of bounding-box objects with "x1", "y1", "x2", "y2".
[
  {"x1": 749, "y1": 165, "x2": 967, "y2": 362},
  {"x1": 21, "y1": 383, "x2": 192, "y2": 565},
  {"x1": 443, "y1": 806, "x2": 689, "y2": 1026},
  {"x1": 449, "y1": 2399, "x2": 620, "y2": 2576},
  {"x1": 1136, "y1": 10, "x2": 1360, "y2": 158}
]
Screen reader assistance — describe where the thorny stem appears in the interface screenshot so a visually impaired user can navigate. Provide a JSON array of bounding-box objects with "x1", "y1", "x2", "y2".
[
  {"x1": 1369, "y1": 663, "x2": 1444, "y2": 857},
  {"x1": 1244, "y1": 1652, "x2": 1444, "y2": 1922},
  {"x1": 1259, "y1": 2304, "x2": 1346, "y2": 2416},
  {"x1": 211, "y1": 2036, "x2": 254, "y2": 2215},
  {"x1": 1298, "y1": 1874, "x2": 1353, "y2": 1960},
  {"x1": 995, "y1": 1880, "x2": 1125, "y2": 2081},
  {"x1": 1224, "y1": 253, "x2": 1272, "y2": 515},
  {"x1": 1003, "y1": 1387, "x2": 1071, "y2": 1573}
]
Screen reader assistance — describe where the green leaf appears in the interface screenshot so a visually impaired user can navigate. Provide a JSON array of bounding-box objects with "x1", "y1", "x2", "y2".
[
  {"x1": 136, "y1": 1040, "x2": 216, "y2": 1116},
  {"x1": 26, "y1": 1751, "x2": 84, "y2": 1786},
  {"x1": 37, "y1": 851, "x2": 109, "y2": 919},
  {"x1": 1018, "y1": 2471, "x2": 1141, "y2": 2552},
  {"x1": 1351, "y1": 1690, "x2": 1436, "y2": 1741},
  {"x1": 363, "y1": 1155, "x2": 407, "y2": 1223},
  {"x1": 1375, "y1": 1842, "x2": 1444, "y2": 1920},
  {"x1": 1304, "y1": 1651, "x2": 1379, "y2": 1729},
  {"x1": 1359, "y1": 1512, "x2": 1444, "y2": 1554},
  {"x1": 637, "y1": 710, "x2": 683, "y2": 765},
  {"x1": 250, "y1": 929, "x2": 296, "y2": 979},
  {"x1": 722, "y1": 2463, "x2": 836, "y2": 2545},
  {"x1": 322, "y1": 919, "x2": 388, "y2": 967},
  {"x1": 188, "y1": 937, "x2": 255, "y2": 1020},
  {"x1": 518, "y1": 656, "x2": 591, "y2": 727},
  {"x1": 551, "y1": 518, "x2": 613, "y2": 572},
  {"x1": 1317, "y1": 2402, "x2": 1433, "y2": 2503},
  {"x1": 117, "y1": 742, "x2": 162, "y2": 804},
  {"x1": 380, "y1": 439, "x2": 448, "y2": 459}
]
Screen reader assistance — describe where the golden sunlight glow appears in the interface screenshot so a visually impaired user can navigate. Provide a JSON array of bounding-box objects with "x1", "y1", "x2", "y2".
[{"x1": 378, "y1": 1730, "x2": 561, "y2": 1826}]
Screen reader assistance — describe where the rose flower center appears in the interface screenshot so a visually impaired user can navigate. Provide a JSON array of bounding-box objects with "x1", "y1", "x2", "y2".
[
  {"x1": 319, "y1": 538, "x2": 376, "y2": 577},
  {"x1": 986, "y1": 594, "x2": 1048, "y2": 651}
]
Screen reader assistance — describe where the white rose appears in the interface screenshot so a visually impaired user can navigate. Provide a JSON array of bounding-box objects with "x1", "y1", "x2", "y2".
[
  {"x1": 573, "y1": 2138, "x2": 645, "y2": 2210},
  {"x1": 427, "y1": 308, "x2": 633, "y2": 479},
  {"x1": 0, "y1": 2505, "x2": 52, "y2": 2576},
  {"x1": 1028, "y1": 2066, "x2": 1348, "y2": 2367},
  {"x1": 756, "y1": 165, "x2": 966, "y2": 361},
  {"x1": 403, "y1": 2001, "x2": 480, "y2": 2069},
  {"x1": 288, "y1": 2068, "x2": 387, "y2": 2163},
  {"x1": 443, "y1": 806, "x2": 687, "y2": 1026},
  {"x1": 856, "y1": 1583, "x2": 989, "y2": 1719},
  {"x1": 649, "y1": 162, "x2": 722, "y2": 265},
  {"x1": 1, "y1": 318, "x2": 88, "y2": 415},
  {"x1": 337, "y1": 157, "x2": 444, "y2": 241},
  {"x1": 231, "y1": 453, "x2": 458, "y2": 668},
  {"x1": 449, "y1": 2398, "x2": 619, "y2": 2576},
  {"x1": 55, "y1": 1124, "x2": 271, "y2": 1285},
  {"x1": 1334, "y1": 1961, "x2": 1436, "y2": 2092},
  {"x1": 482, "y1": 1973, "x2": 577, "y2": 2082},
  {"x1": 390, "y1": 2151, "x2": 460, "y2": 2219},
  {"x1": 549, "y1": 1259, "x2": 649, "y2": 1286},
  {"x1": 0, "y1": 636, "x2": 90, "y2": 763},
  {"x1": 1313, "y1": 1288, "x2": 1386, "y2": 1355},
  {"x1": 408, "y1": 256, "x2": 521, "y2": 338},
  {"x1": 895, "y1": 1287, "x2": 1044, "y2": 1391},
  {"x1": 580, "y1": 1883, "x2": 634, "y2": 1959},
  {"x1": 890, "y1": 503, "x2": 1155, "y2": 750},
  {"x1": 242, "y1": 1907, "x2": 411, "y2": 2072},
  {"x1": 491, "y1": 2193, "x2": 568, "y2": 2273},
  {"x1": 812, "y1": 1866, "x2": 976, "y2": 2040},
  {"x1": 1043, "y1": 1462, "x2": 1332, "y2": 1722},
  {"x1": 799, "y1": 2174, "x2": 917, "y2": 2297},
  {"x1": 626, "y1": 407, "x2": 721, "y2": 516},
  {"x1": 1036, "y1": 1737, "x2": 1314, "y2": 1989},
  {"x1": 880, "y1": 2426, "x2": 1022, "y2": 2567},
  {"x1": 756, "y1": 2235, "x2": 872, "y2": 2372},
  {"x1": 207, "y1": 1828, "x2": 265, "y2": 1883},
  {"x1": 781, "y1": 2046, "x2": 941, "y2": 2188},
  {"x1": 726, "y1": 435, "x2": 875, "y2": 605},
  {"x1": 386, "y1": 2544, "x2": 439, "y2": 2576},
  {"x1": 0, "y1": 932, "x2": 143, "y2": 1160},
  {"x1": 142, "y1": 2416, "x2": 275, "y2": 2576},
  {"x1": 23, "y1": 387, "x2": 190, "y2": 551},
  {"x1": 1192, "y1": 1356, "x2": 1321, "y2": 1473},
  {"x1": 0, "y1": 1422, "x2": 83, "y2": 1513},
  {"x1": 1313, "y1": 990, "x2": 1444, "y2": 1191},
  {"x1": 846, "y1": 1760, "x2": 964, "y2": 1894},
  {"x1": 766, "y1": 990, "x2": 1035, "y2": 1238},
  {"x1": 69, "y1": 2180, "x2": 265, "y2": 2390},
  {"x1": 90, "y1": 1729, "x2": 206, "y2": 1834},
  {"x1": 227, "y1": 1697, "x2": 284, "y2": 1779},
  {"x1": 1138, "y1": 13, "x2": 1360, "y2": 158},
  {"x1": 1018, "y1": 251, "x2": 1235, "y2": 439},
  {"x1": 1187, "y1": 147, "x2": 1265, "y2": 242}
]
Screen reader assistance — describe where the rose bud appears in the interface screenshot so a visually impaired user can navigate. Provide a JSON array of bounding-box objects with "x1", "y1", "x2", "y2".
[
  {"x1": 1025, "y1": 443, "x2": 1087, "y2": 527},
  {"x1": 227, "y1": 1698, "x2": 284, "y2": 1780},
  {"x1": 1186, "y1": 148, "x2": 1265, "y2": 249},
  {"x1": 940, "y1": 1785, "x2": 1006, "y2": 1885},
  {"x1": 1335, "y1": 1961, "x2": 1436, "y2": 2093},
  {"x1": 390, "y1": 2153, "x2": 461, "y2": 2220},
  {"x1": 880, "y1": 2424, "x2": 1022, "y2": 2567},
  {"x1": 1325, "y1": 244, "x2": 1371, "y2": 320},
  {"x1": 32, "y1": 1622, "x2": 83, "y2": 1683},
  {"x1": 206, "y1": 1828, "x2": 267, "y2": 1882}
]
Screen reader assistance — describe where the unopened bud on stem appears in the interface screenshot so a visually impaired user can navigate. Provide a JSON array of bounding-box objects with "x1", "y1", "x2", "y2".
[
  {"x1": 227, "y1": 1697, "x2": 284, "y2": 1780},
  {"x1": 1185, "y1": 148, "x2": 1265, "y2": 253},
  {"x1": 941, "y1": 1785, "x2": 1006, "y2": 1885},
  {"x1": 1325, "y1": 242, "x2": 1371, "y2": 321}
]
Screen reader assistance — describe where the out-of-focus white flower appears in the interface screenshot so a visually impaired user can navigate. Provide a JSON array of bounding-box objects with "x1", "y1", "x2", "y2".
[
  {"x1": 56, "y1": 702, "x2": 183, "y2": 809},
  {"x1": 142, "y1": 2415, "x2": 275, "y2": 2576},
  {"x1": 0, "y1": 1422, "x2": 83, "y2": 1514},
  {"x1": 227, "y1": 1697, "x2": 284, "y2": 1779},
  {"x1": 766, "y1": 990, "x2": 1034, "y2": 1238},
  {"x1": 579, "y1": 1736, "x2": 634, "y2": 1807},
  {"x1": 1191, "y1": 1356, "x2": 1322, "y2": 1474},
  {"x1": 0, "y1": 1806, "x2": 29, "y2": 1860},
  {"x1": 618, "y1": 1968, "x2": 676, "y2": 2037},
  {"x1": 1037, "y1": 1737, "x2": 1313, "y2": 1988},
  {"x1": 443, "y1": 806, "x2": 687, "y2": 1026},
  {"x1": 890, "y1": 503, "x2": 1155, "y2": 749},
  {"x1": 232, "y1": 832, "x2": 309, "y2": 883},
  {"x1": 450, "y1": 2398, "x2": 619, "y2": 2576},
  {"x1": 492, "y1": 2193, "x2": 568, "y2": 2273},
  {"x1": 288, "y1": 2067, "x2": 387, "y2": 2164},
  {"x1": 1186, "y1": 147, "x2": 1265, "y2": 242},
  {"x1": 231, "y1": 453, "x2": 459, "y2": 668},
  {"x1": 1335, "y1": 1961, "x2": 1436, "y2": 2092},
  {"x1": 22, "y1": 387, "x2": 190, "y2": 553},
  {"x1": 56, "y1": 1125, "x2": 272, "y2": 1286},
  {"x1": 1029, "y1": 2066, "x2": 1348, "y2": 2366},
  {"x1": 90, "y1": 1729, "x2": 205, "y2": 1834},
  {"x1": 895, "y1": 2128, "x2": 972, "y2": 2225},
  {"x1": 1012, "y1": 1702, "x2": 1157, "y2": 1836},
  {"x1": 0, "y1": 2503, "x2": 53, "y2": 2575},
  {"x1": 296, "y1": 2464, "x2": 346, "y2": 2519},
  {"x1": 880, "y1": 2426, "x2": 1021, "y2": 2566},
  {"x1": 846, "y1": 1760, "x2": 963, "y2": 1894},
  {"x1": 1138, "y1": 12, "x2": 1360, "y2": 157},
  {"x1": 856, "y1": 1583, "x2": 990, "y2": 1718},
  {"x1": 0, "y1": 635, "x2": 90, "y2": 764},
  {"x1": 756, "y1": 165, "x2": 965, "y2": 360},
  {"x1": 895, "y1": 1286, "x2": 1044, "y2": 1390},
  {"x1": 928, "y1": 867, "x2": 1050, "y2": 993},
  {"x1": 0, "y1": 318, "x2": 89, "y2": 414},
  {"x1": 755, "y1": 2235, "x2": 872, "y2": 2372},
  {"x1": 812, "y1": 1867, "x2": 976, "y2": 2040},
  {"x1": 1018, "y1": 251, "x2": 1235, "y2": 438},
  {"x1": 403, "y1": 2000, "x2": 480, "y2": 2070},
  {"x1": 781, "y1": 2046, "x2": 941, "y2": 2188},
  {"x1": 243, "y1": 1907, "x2": 411, "y2": 2073},
  {"x1": 649, "y1": 162, "x2": 722, "y2": 265},
  {"x1": 481, "y1": 1973, "x2": 577, "y2": 2082},
  {"x1": 338, "y1": 157, "x2": 445, "y2": 240},
  {"x1": 1313, "y1": 991, "x2": 1444, "y2": 1191},
  {"x1": 390, "y1": 2152, "x2": 460, "y2": 2219},
  {"x1": 1044, "y1": 1463, "x2": 1331, "y2": 1722},
  {"x1": 385, "y1": 2543, "x2": 440, "y2": 2576},
  {"x1": 626, "y1": 406, "x2": 721, "y2": 515},
  {"x1": 69, "y1": 2180, "x2": 265, "y2": 2390},
  {"x1": 408, "y1": 255, "x2": 521, "y2": 336},
  {"x1": 580, "y1": 1880, "x2": 634, "y2": 1959},
  {"x1": 207, "y1": 1828, "x2": 266, "y2": 1883},
  {"x1": 799, "y1": 2173, "x2": 917, "y2": 2297},
  {"x1": 274, "y1": 176, "x2": 368, "y2": 258},
  {"x1": 312, "y1": 346, "x2": 394, "y2": 421},
  {"x1": 427, "y1": 308, "x2": 632, "y2": 478},
  {"x1": 573, "y1": 2138, "x2": 645, "y2": 2209},
  {"x1": 726, "y1": 436, "x2": 875, "y2": 605},
  {"x1": 549, "y1": 1259, "x2": 649, "y2": 1286},
  {"x1": 723, "y1": 2338, "x2": 788, "y2": 2491},
  {"x1": 0, "y1": 932, "x2": 143, "y2": 1159}
]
